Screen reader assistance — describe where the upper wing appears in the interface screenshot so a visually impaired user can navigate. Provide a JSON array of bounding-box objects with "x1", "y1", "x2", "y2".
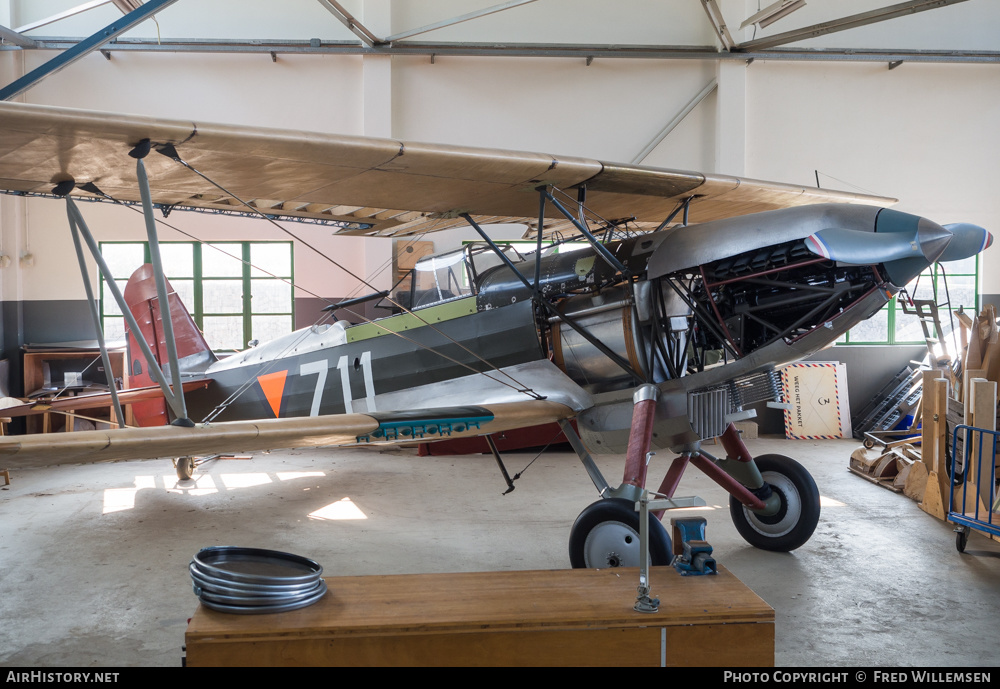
[
  {"x1": 0, "y1": 400, "x2": 575, "y2": 468},
  {"x1": 0, "y1": 102, "x2": 894, "y2": 239}
]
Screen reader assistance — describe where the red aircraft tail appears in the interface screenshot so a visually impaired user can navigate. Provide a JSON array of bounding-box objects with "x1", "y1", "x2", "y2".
[{"x1": 123, "y1": 264, "x2": 217, "y2": 426}]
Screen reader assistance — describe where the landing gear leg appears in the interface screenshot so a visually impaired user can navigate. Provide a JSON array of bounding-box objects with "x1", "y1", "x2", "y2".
[{"x1": 567, "y1": 385, "x2": 672, "y2": 568}]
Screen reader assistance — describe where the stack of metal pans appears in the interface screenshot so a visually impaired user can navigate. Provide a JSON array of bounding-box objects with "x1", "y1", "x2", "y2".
[{"x1": 189, "y1": 546, "x2": 327, "y2": 614}]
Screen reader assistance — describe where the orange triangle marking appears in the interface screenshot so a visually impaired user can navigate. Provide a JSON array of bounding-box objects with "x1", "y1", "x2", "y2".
[{"x1": 257, "y1": 370, "x2": 288, "y2": 418}]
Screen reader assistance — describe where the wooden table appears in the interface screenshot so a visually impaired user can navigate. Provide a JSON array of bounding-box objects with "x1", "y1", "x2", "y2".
[{"x1": 185, "y1": 565, "x2": 773, "y2": 667}]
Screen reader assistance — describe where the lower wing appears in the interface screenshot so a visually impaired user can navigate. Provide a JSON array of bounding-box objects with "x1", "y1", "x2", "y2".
[{"x1": 0, "y1": 400, "x2": 576, "y2": 468}]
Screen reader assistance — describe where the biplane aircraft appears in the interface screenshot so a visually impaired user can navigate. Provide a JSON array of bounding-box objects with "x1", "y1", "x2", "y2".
[{"x1": 0, "y1": 101, "x2": 990, "y2": 568}]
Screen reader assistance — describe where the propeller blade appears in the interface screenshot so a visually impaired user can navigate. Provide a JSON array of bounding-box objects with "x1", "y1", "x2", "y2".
[
  {"x1": 940, "y1": 223, "x2": 993, "y2": 262},
  {"x1": 804, "y1": 223, "x2": 952, "y2": 265}
]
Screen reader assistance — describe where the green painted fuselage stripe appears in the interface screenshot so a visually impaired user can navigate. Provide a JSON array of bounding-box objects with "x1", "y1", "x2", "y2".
[{"x1": 346, "y1": 296, "x2": 479, "y2": 343}]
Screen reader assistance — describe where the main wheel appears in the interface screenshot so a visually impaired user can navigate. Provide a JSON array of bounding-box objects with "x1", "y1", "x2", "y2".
[
  {"x1": 729, "y1": 454, "x2": 820, "y2": 552},
  {"x1": 175, "y1": 456, "x2": 195, "y2": 481},
  {"x1": 569, "y1": 497, "x2": 672, "y2": 569}
]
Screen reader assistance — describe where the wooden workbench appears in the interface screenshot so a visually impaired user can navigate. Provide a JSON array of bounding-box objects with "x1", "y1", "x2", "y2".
[{"x1": 185, "y1": 565, "x2": 773, "y2": 667}]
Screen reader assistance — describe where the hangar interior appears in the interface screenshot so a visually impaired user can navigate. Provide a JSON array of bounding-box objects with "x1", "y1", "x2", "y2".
[{"x1": 0, "y1": 0, "x2": 999, "y2": 668}]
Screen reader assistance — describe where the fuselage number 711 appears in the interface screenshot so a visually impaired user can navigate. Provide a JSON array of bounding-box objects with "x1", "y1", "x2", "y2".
[{"x1": 299, "y1": 351, "x2": 375, "y2": 416}]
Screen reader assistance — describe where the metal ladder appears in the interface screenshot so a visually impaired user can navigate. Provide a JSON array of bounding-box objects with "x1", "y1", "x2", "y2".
[{"x1": 899, "y1": 265, "x2": 957, "y2": 367}]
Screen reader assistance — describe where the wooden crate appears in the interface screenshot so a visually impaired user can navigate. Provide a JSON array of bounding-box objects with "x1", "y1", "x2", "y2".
[{"x1": 185, "y1": 565, "x2": 773, "y2": 667}]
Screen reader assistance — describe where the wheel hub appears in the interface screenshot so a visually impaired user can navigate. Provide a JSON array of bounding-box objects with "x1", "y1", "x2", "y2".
[
  {"x1": 754, "y1": 485, "x2": 788, "y2": 525},
  {"x1": 583, "y1": 520, "x2": 641, "y2": 568},
  {"x1": 743, "y1": 471, "x2": 801, "y2": 538}
]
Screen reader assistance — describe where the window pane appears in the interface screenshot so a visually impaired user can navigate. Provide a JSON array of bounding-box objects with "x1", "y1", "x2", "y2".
[
  {"x1": 250, "y1": 279, "x2": 291, "y2": 313},
  {"x1": 941, "y1": 275, "x2": 976, "y2": 310},
  {"x1": 250, "y1": 243, "x2": 291, "y2": 278},
  {"x1": 202, "y1": 316, "x2": 245, "y2": 350},
  {"x1": 101, "y1": 280, "x2": 129, "y2": 316},
  {"x1": 158, "y1": 243, "x2": 194, "y2": 277},
  {"x1": 252, "y1": 315, "x2": 293, "y2": 343},
  {"x1": 907, "y1": 273, "x2": 936, "y2": 301},
  {"x1": 944, "y1": 256, "x2": 976, "y2": 275},
  {"x1": 169, "y1": 279, "x2": 196, "y2": 313},
  {"x1": 203, "y1": 280, "x2": 244, "y2": 313},
  {"x1": 103, "y1": 244, "x2": 145, "y2": 279},
  {"x1": 938, "y1": 314, "x2": 967, "y2": 359},
  {"x1": 203, "y1": 244, "x2": 243, "y2": 277},
  {"x1": 849, "y1": 308, "x2": 888, "y2": 343},
  {"x1": 103, "y1": 317, "x2": 125, "y2": 343},
  {"x1": 894, "y1": 307, "x2": 927, "y2": 344}
]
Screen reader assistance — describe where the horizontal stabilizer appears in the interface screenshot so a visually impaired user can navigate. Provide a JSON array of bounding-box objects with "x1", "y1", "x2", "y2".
[{"x1": 0, "y1": 380, "x2": 212, "y2": 419}]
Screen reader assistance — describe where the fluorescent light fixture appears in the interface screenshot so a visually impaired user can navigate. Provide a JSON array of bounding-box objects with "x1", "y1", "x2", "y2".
[{"x1": 740, "y1": 0, "x2": 806, "y2": 30}]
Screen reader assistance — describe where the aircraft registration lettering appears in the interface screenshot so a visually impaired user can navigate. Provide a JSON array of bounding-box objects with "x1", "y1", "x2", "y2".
[
  {"x1": 299, "y1": 360, "x2": 327, "y2": 417},
  {"x1": 300, "y1": 352, "x2": 376, "y2": 416}
]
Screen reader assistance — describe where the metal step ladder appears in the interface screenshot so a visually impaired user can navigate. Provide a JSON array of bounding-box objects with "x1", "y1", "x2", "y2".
[{"x1": 898, "y1": 266, "x2": 956, "y2": 366}]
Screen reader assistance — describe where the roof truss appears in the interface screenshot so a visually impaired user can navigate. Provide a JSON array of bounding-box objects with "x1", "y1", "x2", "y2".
[{"x1": 0, "y1": 0, "x2": 992, "y2": 68}]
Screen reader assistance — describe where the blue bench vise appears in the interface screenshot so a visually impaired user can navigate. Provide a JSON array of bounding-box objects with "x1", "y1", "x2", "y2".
[{"x1": 670, "y1": 517, "x2": 717, "y2": 576}]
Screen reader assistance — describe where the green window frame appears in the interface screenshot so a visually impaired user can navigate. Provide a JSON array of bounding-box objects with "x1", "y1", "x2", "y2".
[
  {"x1": 99, "y1": 241, "x2": 294, "y2": 353},
  {"x1": 837, "y1": 256, "x2": 979, "y2": 346}
]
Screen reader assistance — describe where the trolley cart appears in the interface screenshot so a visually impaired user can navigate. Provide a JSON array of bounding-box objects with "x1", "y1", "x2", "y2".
[{"x1": 949, "y1": 424, "x2": 1000, "y2": 552}]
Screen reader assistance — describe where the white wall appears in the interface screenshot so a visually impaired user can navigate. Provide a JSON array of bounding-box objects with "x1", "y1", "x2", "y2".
[
  {"x1": 0, "y1": 0, "x2": 997, "y2": 309},
  {"x1": 745, "y1": 60, "x2": 1000, "y2": 290}
]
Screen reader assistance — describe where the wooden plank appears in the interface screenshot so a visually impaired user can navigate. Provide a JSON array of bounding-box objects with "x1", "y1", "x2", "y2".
[
  {"x1": 920, "y1": 371, "x2": 946, "y2": 472},
  {"x1": 849, "y1": 465, "x2": 903, "y2": 493},
  {"x1": 920, "y1": 377, "x2": 950, "y2": 520},
  {"x1": 185, "y1": 566, "x2": 773, "y2": 667},
  {"x1": 962, "y1": 379, "x2": 996, "y2": 518},
  {"x1": 904, "y1": 460, "x2": 929, "y2": 501},
  {"x1": 963, "y1": 369, "x2": 986, "y2": 416}
]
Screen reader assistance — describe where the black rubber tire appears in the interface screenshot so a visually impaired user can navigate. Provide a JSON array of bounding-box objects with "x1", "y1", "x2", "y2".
[
  {"x1": 176, "y1": 456, "x2": 195, "y2": 481},
  {"x1": 729, "y1": 454, "x2": 820, "y2": 552},
  {"x1": 956, "y1": 528, "x2": 969, "y2": 553},
  {"x1": 569, "y1": 497, "x2": 672, "y2": 569}
]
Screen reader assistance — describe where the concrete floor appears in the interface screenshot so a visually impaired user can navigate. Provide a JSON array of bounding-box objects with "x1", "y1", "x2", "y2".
[{"x1": 1, "y1": 435, "x2": 998, "y2": 667}]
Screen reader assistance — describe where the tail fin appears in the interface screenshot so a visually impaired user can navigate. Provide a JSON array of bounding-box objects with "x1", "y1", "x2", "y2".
[{"x1": 123, "y1": 264, "x2": 217, "y2": 426}]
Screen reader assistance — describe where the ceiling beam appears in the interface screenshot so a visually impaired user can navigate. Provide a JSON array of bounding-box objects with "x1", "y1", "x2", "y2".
[
  {"x1": 14, "y1": 0, "x2": 113, "y2": 34},
  {"x1": 6, "y1": 38, "x2": 998, "y2": 64},
  {"x1": 0, "y1": 0, "x2": 179, "y2": 101},
  {"x1": 316, "y1": 0, "x2": 381, "y2": 47},
  {"x1": 700, "y1": 0, "x2": 736, "y2": 51},
  {"x1": 632, "y1": 79, "x2": 717, "y2": 164},
  {"x1": 384, "y1": 0, "x2": 538, "y2": 43},
  {"x1": 0, "y1": 25, "x2": 36, "y2": 49},
  {"x1": 737, "y1": 0, "x2": 972, "y2": 52}
]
